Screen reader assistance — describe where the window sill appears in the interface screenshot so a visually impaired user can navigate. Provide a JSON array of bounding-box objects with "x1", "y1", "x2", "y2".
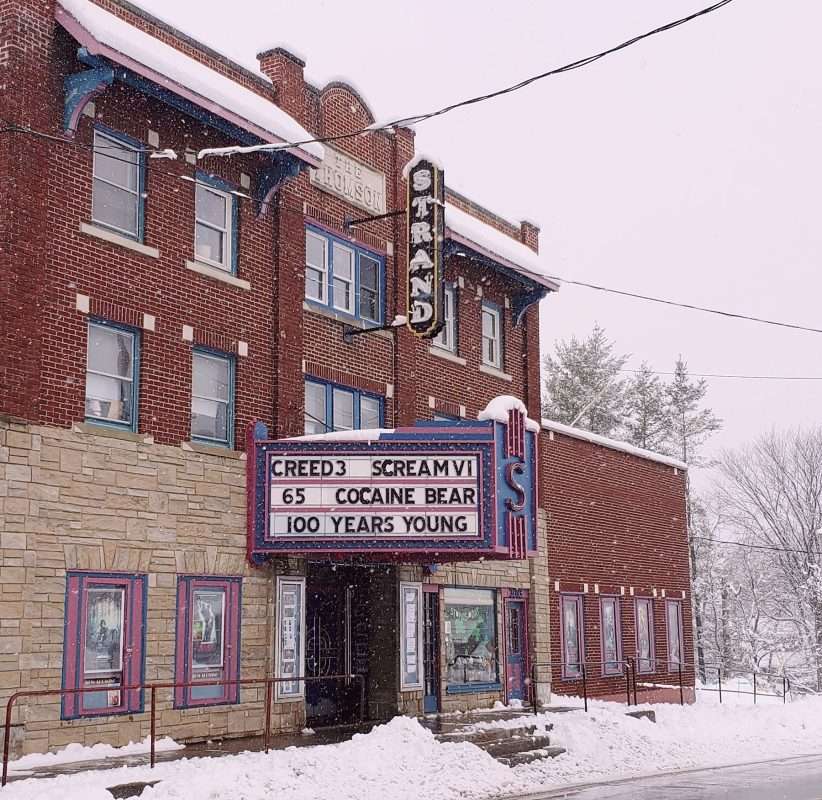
[
  {"x1": 181, "y1": 440, "x2": 246, "y2": 460},
  {"x1": 73, "y1": 422, "x2": 154, "y2": 444},
  {"x1": 302, "y1": 301, "x2": 392, "y2": 339},
  {"x1": 80, "y1": 223, "x2": 160, "y2": 259},
  {"x1": 186, "y1": 260, "x2": 251, "y2": 291},
  {"x1": 479, "y1": 363, "x2": 513, "y2": 382},
  {"x1": 429, "y1": 346, "x2": 466, "y2": 366},
  {"x1": 445, "y1": 682, "x2": 502, "y2": 695}
]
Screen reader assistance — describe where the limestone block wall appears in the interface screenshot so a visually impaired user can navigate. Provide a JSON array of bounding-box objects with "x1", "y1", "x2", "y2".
[{"x1": 0, "y1": 418, "x2": 308, "y2": 756}]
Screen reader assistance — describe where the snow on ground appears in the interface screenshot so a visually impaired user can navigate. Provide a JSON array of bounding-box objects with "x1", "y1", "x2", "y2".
[
  {"x1": 5, "y1": 697, "x2": 822, "y2": 799},
  {"x1": 7, "y1": 737, "x2": 182, "y2": 774}
]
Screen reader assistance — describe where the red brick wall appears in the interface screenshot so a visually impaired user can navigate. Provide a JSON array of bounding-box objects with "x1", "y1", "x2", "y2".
[{"x1": 540, "y1": 430, "x2": 694, "y2": 701}]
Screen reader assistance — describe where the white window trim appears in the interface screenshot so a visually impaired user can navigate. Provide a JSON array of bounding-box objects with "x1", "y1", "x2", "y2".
[
  {"x1": 194, "y1": 182, "x2": 233, "y2": 272},
  {"x1": 185, "y1": 260, "x2": 250, "y2": 291},
  {"x1": 479, "y1": 363, "x2": 513, "y2": 382},
  {"x1": 305, "y1": 229, "x2": 328, "y2": 305},
  {"x1": 91, "y1": 130, "x2": 141, "y2": 239},
  {"x1": 432, "y1": 285, "x2": 457, "y2": 353},
  {"x1": 275, "y1": 576, "x2": 306, "y2": 701},
  {"x1": 80, "y1": 223, "x2": 159, "y2": 258},
  {"x1": 191, "y1": 351, "x2": 232, "y2": 446},
  {"x1": 428, "y1": 346, "x2": 467, "y2": 367},
  {"x1": 481, "y1": 305, "x2": 502, "y2": 369},
  {"x1": 358, "y1": 253, "x2": 381, "y2": 323},
  {"x1": 399, "y1": 582, "x2": 424, "y2": 691},
  {"x1": 331, "y1": 241, "x2": 355, "y2": 315}
]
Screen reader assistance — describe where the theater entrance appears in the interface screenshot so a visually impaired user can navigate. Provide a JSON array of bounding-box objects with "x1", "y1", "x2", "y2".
[{"x1": 304, "y1": 563, "x2": 397, "y2": 726}]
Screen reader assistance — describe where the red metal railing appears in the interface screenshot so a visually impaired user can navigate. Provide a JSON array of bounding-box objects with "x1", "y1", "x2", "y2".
[{"x1": 2, "y1": 673, "x2": 364, "y2": 787}]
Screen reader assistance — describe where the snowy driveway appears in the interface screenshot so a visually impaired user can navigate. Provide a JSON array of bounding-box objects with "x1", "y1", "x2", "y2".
[{"x1": 515, "y1": 753, "x2": 822, "y2": 799}]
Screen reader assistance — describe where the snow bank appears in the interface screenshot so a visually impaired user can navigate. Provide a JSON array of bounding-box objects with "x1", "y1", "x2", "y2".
[
  {"x1": 541, "y1": 418, "x2": 688, "y2": 470},
  {"x1": 8, "y1": 736, "x2": 182, "y2": 773},
  {"x1": 1, "y1": 716, "x2": 527, "y2": 800},
  {"x1": 6, "y1": 699, "x2": 822, "y2": 798}
]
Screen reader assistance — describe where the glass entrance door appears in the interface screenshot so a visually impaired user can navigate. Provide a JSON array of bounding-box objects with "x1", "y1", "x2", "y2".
[
  {"x1": 505, "y1": 598, "x2": 527, "y2": 702},
  {"x1": 423, "y1": 589, "x2": 440, "y2": 713}
]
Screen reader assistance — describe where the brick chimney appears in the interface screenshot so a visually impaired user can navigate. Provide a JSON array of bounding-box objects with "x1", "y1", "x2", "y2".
[
  {"x1": 256, "y1": 47, "x2": 306, "y2": 123},
  {"x1": 519, "y1": 220, "x2": 540, "y2": 254}
]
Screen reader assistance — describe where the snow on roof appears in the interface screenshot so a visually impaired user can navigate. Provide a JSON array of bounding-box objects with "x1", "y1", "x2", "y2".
[
  {"x1": 541, "y1": 418, "x2": 687, "y2": 470},
  {"x1": 445, "y1": 203, "x2": 559, "y2": 291},
  {"x1": 56, "y1": 0, "x2": 323, "y2": 165},
  {"x1": 478, "y1": 395, "x2": 540, "y2": 433}
]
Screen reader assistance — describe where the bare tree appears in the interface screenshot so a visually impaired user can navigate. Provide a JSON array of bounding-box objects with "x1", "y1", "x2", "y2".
[{"x1": 716, "y1": 429, "x2": 822, "y2": 690}]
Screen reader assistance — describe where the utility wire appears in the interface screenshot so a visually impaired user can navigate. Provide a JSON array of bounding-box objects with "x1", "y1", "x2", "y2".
[
  {"x1": 621, "y1": 369, "x2": 822, "y2": 381},
  {"x1": 198, "y1": 0, "x2": 736, "y2": 158},
  {"x1": 693, "y1": 535, "x2": 822, "y2": 556},
  {"x1": 547, "y1": 274, "x2": 822, "y2": 336}
]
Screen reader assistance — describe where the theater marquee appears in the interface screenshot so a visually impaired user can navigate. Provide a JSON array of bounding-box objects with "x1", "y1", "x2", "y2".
[{"x1": 247, "y1": 403, "x2": 538, "y2": 562}]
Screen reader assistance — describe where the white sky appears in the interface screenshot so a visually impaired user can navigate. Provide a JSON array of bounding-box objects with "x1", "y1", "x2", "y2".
[{"x1": 137, "y1": 0, "x2": 822, "y2": 473}]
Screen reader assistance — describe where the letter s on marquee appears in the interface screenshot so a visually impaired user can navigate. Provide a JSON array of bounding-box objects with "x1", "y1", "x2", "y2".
[{"x1": 504, "y1": 461, "x2": 526, "y2": 512}]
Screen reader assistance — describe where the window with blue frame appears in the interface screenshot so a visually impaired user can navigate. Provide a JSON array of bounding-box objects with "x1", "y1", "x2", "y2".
[
  {"x1": 194, "y1": 173, "x2": 238, "y2": 274},
  {"x1": 191, "y1": 349, "x2": 235, "y2": 448},
  {"x1": 304, "y1": 378, "x2": 383, "y2": 434},
  {"x1": 304, "y1": 227, "x2": 383, "y2": 323},
  {"x1": 432, "y1": 284, "x2": 458, "y2": 353},
  {"x1": 443, "y1": 588, "x2": 500, "y2": 691},
  {"x1": 91, "y1": 128, "x2": 145, "y2": 241},
  {"x1": 85, "y1": 320, "x2": 139, "y2": 432}
]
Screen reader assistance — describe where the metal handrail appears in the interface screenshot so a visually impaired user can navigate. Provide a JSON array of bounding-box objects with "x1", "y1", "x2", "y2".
[
  {"x1": 2, "y1": 672, "x2": 365, "y2": 786},
  {"x1": 698, "y1": 665, "x2": 791, "y2": 704},
  {"x1": 530, "y1": 658, "x2": 691, "y2": 714}
]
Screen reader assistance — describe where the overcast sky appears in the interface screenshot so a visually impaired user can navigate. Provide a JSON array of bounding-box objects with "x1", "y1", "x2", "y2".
[{"x1": 140, "y1": 0, "x2": 822, "y2": 475}]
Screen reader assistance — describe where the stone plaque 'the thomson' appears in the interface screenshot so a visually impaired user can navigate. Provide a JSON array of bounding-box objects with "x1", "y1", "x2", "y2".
[{"x1": 310, "y1": 145, "x2": 386, "y2": 215}]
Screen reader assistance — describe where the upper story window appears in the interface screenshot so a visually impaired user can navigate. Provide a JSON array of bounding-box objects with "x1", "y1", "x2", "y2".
[
  {"x1": 85, "y1": 320, "x2": 139, "y2": 432},
  {"x1": 304, "y1": 227, "x2": 383, "y2": 324},
  {"x1": 481, "y1": 303, "x2": 502, "y2": 369},
  {"x1": 304, "y1": 378, "x2": 383, "y2": 435},
  {"x1": 195, "y1": 174, "x2": 237, "y2": 273},
  {"x1": 432, "y1": 284, "x2": 457, "y2": 352},
  {"x1": 191, "y1": 350, "x2": 235, "y2": 448},
  {"x1": 92, "y1": 129, "x2": 144, "y2": 240}
]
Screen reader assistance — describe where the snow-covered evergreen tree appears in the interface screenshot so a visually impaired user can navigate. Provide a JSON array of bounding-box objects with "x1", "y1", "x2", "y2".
[
  {"x1": 541, "y1": 323, "x2": 628, "y2": 436},
  {"x1": 622, "y1": 362, "x2": 669, "y2": 452},
  {"x1": 666, "y1": 357, "x2": 722, "y2": 465}
]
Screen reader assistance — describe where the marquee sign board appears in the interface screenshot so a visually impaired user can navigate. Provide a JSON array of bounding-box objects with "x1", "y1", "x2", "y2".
[
  {"x1": 406, "y1": 158, "x2": 445, "y2": 338},
  {"x1": 247, "y1": 408, "x2": 538, "y2": 562}
]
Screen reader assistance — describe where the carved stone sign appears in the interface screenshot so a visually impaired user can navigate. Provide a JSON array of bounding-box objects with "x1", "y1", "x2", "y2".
[{"x1": 309, "y1": 145, "x2": 386, "y2": 215}]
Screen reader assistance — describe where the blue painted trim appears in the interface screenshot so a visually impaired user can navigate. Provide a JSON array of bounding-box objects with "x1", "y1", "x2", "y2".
[
  {"x1": 92, "y1": 124, "x2": 146, "y2": 243},
  {"x1": 304, "y1": 377, "x2": 384, "y2": 433},
  {"x1": 304, "y1": 225, "x2": 385, "y2": 325},
  {"x1": 445, "y1": 683, "x2": 502, "y2": 695},
  {"x1": 64, "y1": 62, "x2": 113, "y2": 133},
  {"x1": 194, "y1": 171, "x2": 238, "y2": 276},
  {"x1": 84, "y1": 318, "x2": 140, "y2": 434},
  {"x1": 511, "y1": 286, "x2": 548, "y2": 325},
  {"x1": 191, "y1": 347, "x2": 236, "y2": 448},
  {"x1": 76, "y1": 49, "x2": 306, "y2": 181},
  {"x1": 257, "y1": 159, "x2": 301, "y2": 216}
]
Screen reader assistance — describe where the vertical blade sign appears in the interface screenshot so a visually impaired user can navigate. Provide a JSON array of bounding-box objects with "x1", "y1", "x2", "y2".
[{"x1": 406, "y1": 159, "x2": 445, "y2": 338}]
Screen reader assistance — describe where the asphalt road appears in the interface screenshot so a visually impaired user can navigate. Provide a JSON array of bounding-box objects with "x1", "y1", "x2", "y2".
[{"x1": 516, "y1": 754, "x2": 822, "y2": 800}]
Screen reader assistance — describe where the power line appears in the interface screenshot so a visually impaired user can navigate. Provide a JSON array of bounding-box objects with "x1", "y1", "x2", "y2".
[
  {"x1": 199, "y1": 0, "x2": 736, "y2": 159},
  {"x1": 693, "y1": 535, "x2": 822, "y2": 556},
  {"x1": 547, "y1": 274, "x2": 822, "y2": 336},
  {"x1": 621, "y1": 369, "x2": 822, "y2": 381}
]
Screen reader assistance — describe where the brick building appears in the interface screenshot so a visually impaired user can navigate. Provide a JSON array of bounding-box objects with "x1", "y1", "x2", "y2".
[{"x1": 0, "y1": 0, "x2": 693, "y2": 758}]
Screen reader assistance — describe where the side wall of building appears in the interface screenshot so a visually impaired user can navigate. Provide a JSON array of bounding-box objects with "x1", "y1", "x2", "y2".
[{"x1": 541, "y1": 430, "x2": 694, "y2": 703}]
